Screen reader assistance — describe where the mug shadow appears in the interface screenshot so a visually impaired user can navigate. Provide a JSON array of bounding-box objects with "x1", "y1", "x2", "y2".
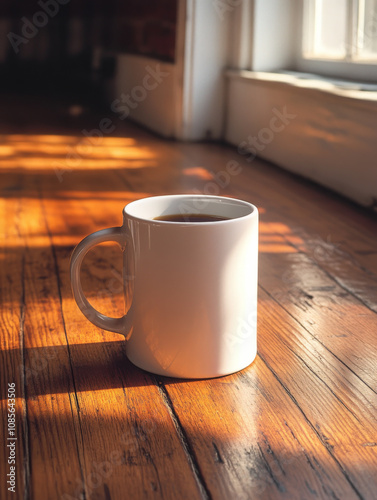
[{"x1": 1, "y1": 340, "x2": 201, "y2": 399}]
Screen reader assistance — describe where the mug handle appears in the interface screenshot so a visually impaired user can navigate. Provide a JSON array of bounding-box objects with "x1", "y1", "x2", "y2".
[{"x1": 70, "y1": 227, "x2": 132, "y2": 335}]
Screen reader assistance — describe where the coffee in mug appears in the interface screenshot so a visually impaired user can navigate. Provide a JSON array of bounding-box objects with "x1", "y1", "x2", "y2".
[{"x1": 154, "y1": 213, "x2": 230, "y2": 223}]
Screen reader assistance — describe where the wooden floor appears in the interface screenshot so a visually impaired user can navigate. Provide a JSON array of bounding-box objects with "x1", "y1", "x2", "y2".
[{"x1": 1, "y1": 95, "x2": 377, "y2": 500}]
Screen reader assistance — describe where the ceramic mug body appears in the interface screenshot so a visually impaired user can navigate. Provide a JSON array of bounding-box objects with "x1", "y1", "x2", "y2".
[{"x1": 70, "y1": 195, "x2": 258, "y2": 378}]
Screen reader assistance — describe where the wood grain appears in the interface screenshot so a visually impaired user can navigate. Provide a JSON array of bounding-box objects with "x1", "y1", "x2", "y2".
[{"x1": 0, "y1": 96, "x2": 376, "y2": 499}]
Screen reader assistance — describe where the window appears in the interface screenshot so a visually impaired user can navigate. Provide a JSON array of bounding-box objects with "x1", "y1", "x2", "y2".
[
  {"x1": 298, "y1": 0, "x2": 377, "y2": 81},
  {"x1": 303, "y1": 0, "x2": 377, "y2": 61}
]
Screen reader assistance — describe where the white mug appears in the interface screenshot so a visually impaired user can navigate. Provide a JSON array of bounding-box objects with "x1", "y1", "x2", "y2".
[{"x1": 70, "y1": 195, "x2": 258, "y2": 378}]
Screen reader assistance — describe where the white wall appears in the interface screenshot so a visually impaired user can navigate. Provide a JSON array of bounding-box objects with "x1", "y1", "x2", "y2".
[
  {"x1": 176, "y1": 0, "x2": 231, "y2": 140},
  {"x1": 225, "y1": 73, "x2": 377, "y2": 208},
  {"x1": 252, "y1": 0, "x2": 299, "y2": 71},
  {"x1": 111, "y1": 1, "x2": 377, "y2": 209},
  {"x1": 112, "y1": 1, "x2": 231, "y2": 141},
  {"x1": 113, "y1": 54, "x2": 177, "y2": 138}
]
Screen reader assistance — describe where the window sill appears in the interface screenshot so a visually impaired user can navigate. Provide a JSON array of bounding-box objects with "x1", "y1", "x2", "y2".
[
  {"x1": 224, "y1": 68, "x2": 377, "y2": 208},
  {"x1": 225, "y1": 69, "x2": 377, "y2": 106}
]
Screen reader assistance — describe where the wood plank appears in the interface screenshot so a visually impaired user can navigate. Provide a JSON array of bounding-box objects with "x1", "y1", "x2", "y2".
[
  {"x1": 178, "y1": 141, "x2": 377, "y2": 254},
  {"x1": 159, "y1": 283, "x2": 377, "y2": 499},
  {"x1": 259, "y1": 249, "x2": 377, "y2": 392},
  {"x1": 15, "y1": 183, "x2": 88, "y2": 500},
  {"x1": 0, "y1": 195, "x2": 26, "y2": 500},
  {"x1": 0, "y1": 127, "x2": 205, "y2": 498},
  {"x1": 220, "y1": 148, "x2": 377, "y2": 391},
  {"x1": 257, "y1": 286, "x2": 377, "y2": 498},
  {"x1": 38, "y1": 167, "x2": 205, "y2": 499},
  {"x1": 1, "y1": 101, "x2": 377, "y2": 500},
  {"x1": 176, "y1": 142, "x2": 377, "y2": 299},
  {"x1": 174, "y1": 142, "x2": 377, "y2": 322},
  {"x1": 159, "y1": 140, "x2": 377, "y2": 499},
  {"x1": 160, "y1": 360, "x2": 360, "y2": 499}
]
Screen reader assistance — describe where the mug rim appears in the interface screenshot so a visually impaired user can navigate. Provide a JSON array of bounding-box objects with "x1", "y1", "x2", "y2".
[{"x1": 123, "y1": 194, "x2": 258, "y2": 224}]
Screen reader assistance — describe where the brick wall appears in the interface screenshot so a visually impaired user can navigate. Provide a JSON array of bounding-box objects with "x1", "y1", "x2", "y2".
[
  {"x1": 0, "y1": 0, "x2": 178, "y2": 64},
  {"x1": 113, "y1": 0, "x2": 178, "y2": 62}
]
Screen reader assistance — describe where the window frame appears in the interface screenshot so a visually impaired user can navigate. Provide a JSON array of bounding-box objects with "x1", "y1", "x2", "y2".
[{"x1": 296, "y1": 0, "x2": 377, "y2": 82}]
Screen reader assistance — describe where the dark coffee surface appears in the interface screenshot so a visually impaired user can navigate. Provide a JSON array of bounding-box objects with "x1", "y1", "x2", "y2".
[{"x1": 153, "y1": 213, "x2": 230, "y2": 223}]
